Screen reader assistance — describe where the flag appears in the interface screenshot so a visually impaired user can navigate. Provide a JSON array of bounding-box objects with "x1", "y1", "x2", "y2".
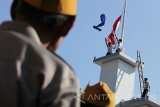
[
  {"x1": 113, "y1": 16, "x2": 121, "y2": 32},
  {"x1": 105, "y1": 31, "x2": 115, "y2": 45},
  {"x1": 106, "y1": 16, "x2": 121, "y2": 45}
]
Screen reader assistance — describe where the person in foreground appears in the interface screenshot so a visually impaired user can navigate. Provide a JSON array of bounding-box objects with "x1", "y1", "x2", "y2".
[{"x1": 0, "y1": 0, "x2": 79, "y2": 107}]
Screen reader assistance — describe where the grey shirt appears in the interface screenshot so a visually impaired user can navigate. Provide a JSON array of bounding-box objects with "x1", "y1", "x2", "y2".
[{"x1": 0, "y1": 21, "x2": 79, "y2": 107}]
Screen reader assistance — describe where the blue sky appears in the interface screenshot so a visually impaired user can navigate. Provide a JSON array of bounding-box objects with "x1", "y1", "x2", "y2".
[{"x1": 1, "y1": 0, "x2": 160, "y2": 101}]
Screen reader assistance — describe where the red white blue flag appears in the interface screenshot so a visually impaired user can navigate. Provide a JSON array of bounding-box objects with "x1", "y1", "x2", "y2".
[{"x1": 106, "y1": 16, "x2": 121, "y2": 45}]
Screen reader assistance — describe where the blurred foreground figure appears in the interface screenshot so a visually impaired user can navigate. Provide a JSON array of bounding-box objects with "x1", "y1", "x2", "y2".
[{"x1": 0, "y1": 0, "x2": 79, "y2": 107}]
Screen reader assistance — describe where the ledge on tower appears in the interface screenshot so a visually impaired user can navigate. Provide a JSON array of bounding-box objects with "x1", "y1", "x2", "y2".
[
  {"x1": 93, "y1": 52, "x2": 137, "y2": 67},
  {"x1": 120, "y1": 96, "x2": 160, "y2": 107}
]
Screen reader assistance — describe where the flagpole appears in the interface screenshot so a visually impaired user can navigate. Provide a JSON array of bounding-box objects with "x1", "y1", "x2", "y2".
[{"x1": 121, "y1": 0, "x2": 127, "y2": 42}]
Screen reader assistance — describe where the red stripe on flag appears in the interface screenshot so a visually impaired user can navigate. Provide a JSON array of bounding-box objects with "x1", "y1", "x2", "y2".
[
  {"x1": 106, "y1": 16, "x2": 121, "y2": 45},
  {"x1": 106, "y1": 31, "x2": 115, "y2": 45},
  {"x1": 113, "y1": 16, "x2": 121, "y2": 32}
]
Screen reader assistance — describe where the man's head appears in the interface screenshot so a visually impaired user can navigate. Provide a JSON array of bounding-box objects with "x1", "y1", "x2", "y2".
[
  {"x1": 108, "y1": 42, "x2": 111, "y2": 46},
  {"x1": 119, "y1": 39, "x2": 122, "y2": 42},
  {"x1": 144, "y1": 78, "x2": 148, "y2": 82},
  {"x1": 11, "y1": 0, "x2": 77, "y2": 51}
]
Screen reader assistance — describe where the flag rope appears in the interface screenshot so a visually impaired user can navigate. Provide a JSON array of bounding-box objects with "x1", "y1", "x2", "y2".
[{"x1": 121, "y1": 0, "x2": 127, "y2": 42}]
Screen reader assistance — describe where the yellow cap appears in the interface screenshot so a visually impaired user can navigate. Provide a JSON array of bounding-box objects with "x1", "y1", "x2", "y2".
[
  {"x1": 81, "y1": 82, "x2": 115, "y2": 107},
  {"x1": 25, "y1": 0, "x2": 77, "y2": 16}
]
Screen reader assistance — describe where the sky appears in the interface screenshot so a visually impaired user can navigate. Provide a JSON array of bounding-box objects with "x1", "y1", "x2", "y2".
[{"x1": 1, "y1": 0, "x2": 160, "y2": 101}]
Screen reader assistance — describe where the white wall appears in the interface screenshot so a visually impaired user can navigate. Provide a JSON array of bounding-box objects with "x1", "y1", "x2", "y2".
[{"x1": 99, "y1": 56, "x2": 136, "y2": 107}]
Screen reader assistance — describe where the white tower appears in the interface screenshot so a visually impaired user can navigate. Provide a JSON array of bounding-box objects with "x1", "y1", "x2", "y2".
[{"x1": 93, "y1": 52, "x2": 137, "y2": 107}]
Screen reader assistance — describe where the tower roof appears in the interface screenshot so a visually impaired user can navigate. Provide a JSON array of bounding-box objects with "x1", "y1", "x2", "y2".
[
  {"x1": 93, "y1": 52, "x2": 136, "y2": 67},
  {"x1": 120, "y1": 96, "x2": 160, "y2": 107}
]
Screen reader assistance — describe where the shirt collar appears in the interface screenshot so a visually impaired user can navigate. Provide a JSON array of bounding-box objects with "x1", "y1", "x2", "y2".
[{"x1": 0, "y1": 21, "x2": 41, "y2": 45}]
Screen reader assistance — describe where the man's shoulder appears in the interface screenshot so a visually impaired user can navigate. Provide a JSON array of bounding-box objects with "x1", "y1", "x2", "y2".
[
  {"x1": 0, "y1": 28, "x2": 71, "y2": 68},
  {"x1": 0, "y1": 22, "x2": 77, "y2": 76}
]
